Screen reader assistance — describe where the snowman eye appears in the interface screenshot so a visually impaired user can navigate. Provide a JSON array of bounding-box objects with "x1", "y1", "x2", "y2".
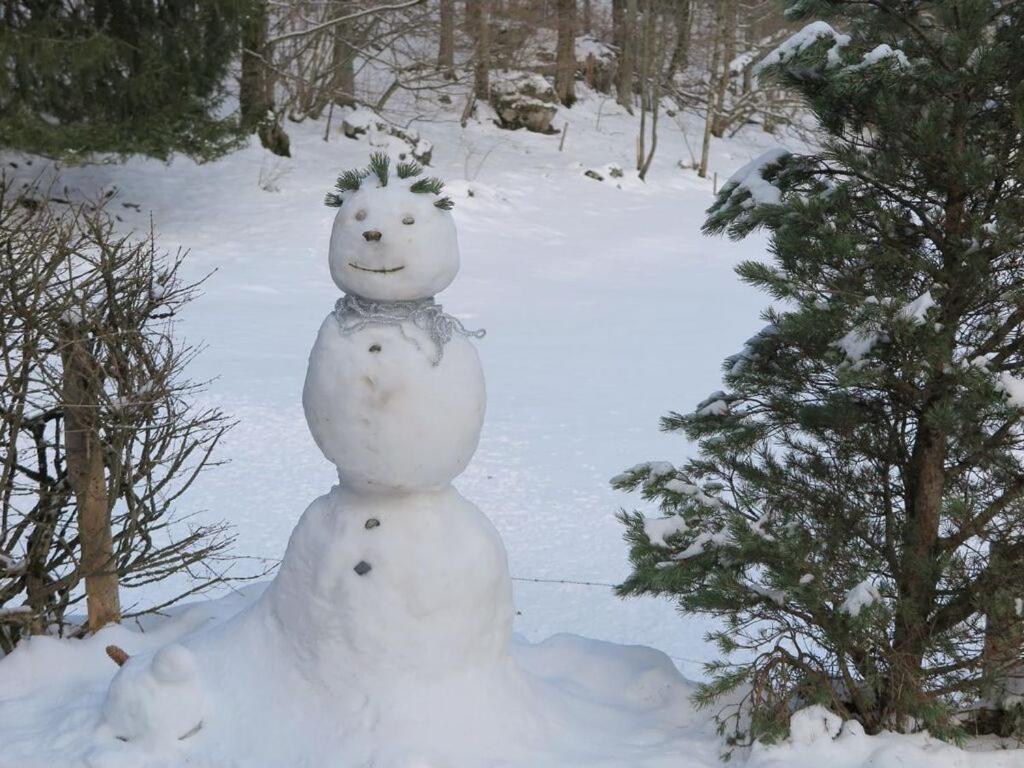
[
  {"x1": 402, "y1": 215, "x2": 415, "y2": 225},
  {"x1": 355, "y1": 209, "x2": 367, "y2": 221}
]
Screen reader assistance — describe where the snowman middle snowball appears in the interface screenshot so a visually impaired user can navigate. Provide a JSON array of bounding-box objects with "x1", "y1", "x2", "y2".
[{"x1": 304, "y1": 156, "x2": 486, "y2": 491}]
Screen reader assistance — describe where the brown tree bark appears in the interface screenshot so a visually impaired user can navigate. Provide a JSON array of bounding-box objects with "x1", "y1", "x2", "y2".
[
  {"x1": 60, "y1": 322, "x2": 120, "y2": 633},
  {"x1": 472, "y1": 0, "x2": 489, "y2": 100},
  {"x1": 711, "y1": 0, "x2": 737, "y2": 137},
  {"x1": 666, "y1": 0, "x2": 690, "y2": 78},
  {"x1": 438, "y1": 0, "x2": 455, "y2": 76},
  {"x1": 555, "y1": 0, "x2": 577, "y2": 106},
  {"x1": 888, "y1": 418, "x2": 947, "y2": 727},
  {"x1": 698, "y1": 0, "x2": 725, "y2": 178},
  {"x1": 614, "y1": 0, "x2": 636, "y2": 112},
  {"x1": 330, "y1": 0, "x2": 357, "y2": 108},
  {"x1": 240, "y1": 0, "x2": 290, "y2": 156}
]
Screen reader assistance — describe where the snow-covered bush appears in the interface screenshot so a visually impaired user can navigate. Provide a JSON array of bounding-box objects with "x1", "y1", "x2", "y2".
[{"x1": 616, "y1": 0, "x2": 1024, "y2": 747}]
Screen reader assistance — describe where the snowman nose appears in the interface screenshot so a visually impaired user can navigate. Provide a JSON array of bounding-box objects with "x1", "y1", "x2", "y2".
[{"x1": 362, "y1": 230, "x2": 382, "y2": 242}]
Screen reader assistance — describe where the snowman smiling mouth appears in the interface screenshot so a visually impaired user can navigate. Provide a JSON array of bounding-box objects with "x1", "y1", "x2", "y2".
[{"x1": 349, "y1": 263, "x2": 406, "y2": 274}]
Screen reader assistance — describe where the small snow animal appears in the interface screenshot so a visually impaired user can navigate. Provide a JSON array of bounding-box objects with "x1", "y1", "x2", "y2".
[{"x1": 96, "y1": 643, "x2": 204, "y2": 747}]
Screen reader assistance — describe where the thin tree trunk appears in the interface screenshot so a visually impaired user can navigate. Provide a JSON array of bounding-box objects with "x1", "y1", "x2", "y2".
[
  {"x1": 464, "y1": 0, "x2": 479, "y2": 38},
  {"x1": 438, "y1": 0, "x2": 455, "y2": 76},
  {"x1": 698, "y1": 1, "x2": 724, "y2": 179},
  {"x1": 60, "y1": 322, "x2": 120, "y2": 633},
  {"x1": 330, "y1": 0, "x2": 356, "y2": 108},
  {"x1": 240, "y1": 0, "x2": 290, "y2": 156},
  {"x1": 638, "y1": 2, "x2": 664, "y2": 181},
  {"x1": 581, "y1": 0, "x2": 591, "y2": 34},
  {"x1": 555, "y1": 0, "x2": 577, "y2": 106},
  {"x1": 711, "y1": 0, "x2": 736, "y2": 137},
  {"x1": 240, "y1": 0, "x2": 271, "y2": 134},
  {"x1": 472, "y1": 0, "x2": 489, "y2": 101},
  {"x1": 613, "y1": 0, "x2": 635, "y2": 112},
  {"x1": 667, "y1": 0, "x2": 690, "y2": 78}
]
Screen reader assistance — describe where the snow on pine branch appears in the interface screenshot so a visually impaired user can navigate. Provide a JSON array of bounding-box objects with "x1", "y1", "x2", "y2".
[
  {"x1": 840, "y1": 579, "x2": 881, "y2": 617},
  {"x1": 996, "y1": 372, "x2": 1024, "y2": 407},
  {"x1": 755, "y1": 21, "x2": 851, "y2": 74},
  {"x1": 896, "y1": 290, "x2": 936, "y2": 325},
  {"x1": 722, "y1": 148, "x2": 791, "y2": 208}
]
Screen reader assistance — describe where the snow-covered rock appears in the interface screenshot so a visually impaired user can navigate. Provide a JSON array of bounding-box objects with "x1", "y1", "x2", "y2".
[{"x1": 490, "y1": 71, "x2": 559, "y2": 133}]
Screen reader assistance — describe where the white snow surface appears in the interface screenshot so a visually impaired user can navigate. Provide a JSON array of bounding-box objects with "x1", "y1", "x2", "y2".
[{"x1": 1, "y1": 89, "x2": 1020, "y2": 767}]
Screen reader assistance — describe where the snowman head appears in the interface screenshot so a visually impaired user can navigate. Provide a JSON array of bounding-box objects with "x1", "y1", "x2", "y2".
[{"x1": 325, "y1": 154, "x2": 459, "y2": 302}]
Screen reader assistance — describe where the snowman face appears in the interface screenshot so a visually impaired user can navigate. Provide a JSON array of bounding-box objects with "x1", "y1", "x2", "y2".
[{"x1": 328, "y1": 183, "x2": 459, "y2": 301}]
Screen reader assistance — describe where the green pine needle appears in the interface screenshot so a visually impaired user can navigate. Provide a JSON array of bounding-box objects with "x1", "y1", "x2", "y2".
[
  {"x1": 334, "y1": 168, "x2": 367, "y2": 193},
  {"x1": 396, "y1": 161, "x2": 422, "y2": 179},
  {"x1": 324, "y1": 192, "x2": 343, "y2": 207},
  {"x1": 434, "y1": 196, "x2": 454, "y2": 211},
  {"x1": 368, "y1": 152, "x2": 390, "y2": 186},
  {"x1": 410, "y1": 177, "x2": 445, "y2": 195}
]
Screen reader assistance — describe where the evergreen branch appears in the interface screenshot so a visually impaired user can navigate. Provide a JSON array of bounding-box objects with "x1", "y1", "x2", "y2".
[
  {"x1": 396, "y1": 161, "x2": 422, "y2": 179},
  {"x1": 410, "y1": 177, "x2": 444, "y2": 195},
  {"x1": 368, "y1": 152, "x2": 390, "y2": 186}
]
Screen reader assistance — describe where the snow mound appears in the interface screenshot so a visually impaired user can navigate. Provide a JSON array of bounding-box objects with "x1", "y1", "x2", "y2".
[
  {"x1": 0, "y1": 585, "x2": 715, "y2": 768},
  {"x1": 749, "y1": 705, "x2": 1023, "y2": 768}
]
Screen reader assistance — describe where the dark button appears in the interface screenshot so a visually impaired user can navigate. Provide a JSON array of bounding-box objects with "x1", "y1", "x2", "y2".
[
  {"x1": 369, "y1": 344, "x2": 381, "y2": 353},
  {"x1": 354, "y1": 560, "x2": 372, "y2": 576},
  {"x1": 365, "y1": 518, "x2": 380, "y2": 529}
]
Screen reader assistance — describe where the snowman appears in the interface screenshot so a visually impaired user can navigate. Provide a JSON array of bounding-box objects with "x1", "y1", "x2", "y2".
[{"x1": 93, "y1": 155, "x2": 520, "y2": 758}]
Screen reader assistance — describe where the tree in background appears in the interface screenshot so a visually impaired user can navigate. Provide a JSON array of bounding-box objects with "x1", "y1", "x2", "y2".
[
  {"x1": 0, "y1": 182, "x2": 241, "y2": 651},
  {"x1": 555, "y1": 0, "x2": 577, "y2": 106},
  {"x1": 0, "y1": 0, "x2": 248, "y2": 161},
  {"x1": 617, "y1": 0, "x2": 1024, "y2": 745}
]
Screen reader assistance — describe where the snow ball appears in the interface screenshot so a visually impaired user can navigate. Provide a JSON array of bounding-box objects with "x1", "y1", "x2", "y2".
[
  {"x1": 789, "y1": 704, "x2": 843, "y2": 745},
  {"x1": 329, "y1": 179, "x2": 459, "y2": 301},
  {"x1": 840, "y1": 718, "x2": 866, "y2": 738},
  {"x1": 799, "y1": 574, "x2": 815, "y2": 585},
  {"x1": 840, "y1": 579, "x2": 881, "y2": 617},
  {"x1": 150, "y1": 644, "x2": 198, "y2": 684}
]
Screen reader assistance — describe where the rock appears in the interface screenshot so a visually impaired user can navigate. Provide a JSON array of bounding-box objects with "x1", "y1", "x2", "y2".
[
  {"x1": 339, "y1": 107, "x2": 433, "y2": 165},
  {"x1": 365, "y1": 518, "x2": 380, "y2": 529},
  {"x1": 489, "y1": 71, "x2": 559, "y2": 134},
  {"x1": 583, "y1": 164, "x2": 624, "y2": 183}
]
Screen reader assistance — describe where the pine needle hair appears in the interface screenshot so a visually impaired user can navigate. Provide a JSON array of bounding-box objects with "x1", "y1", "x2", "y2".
[{"x1": 324, "y1": 152, "x2": 454, "y2": 211}]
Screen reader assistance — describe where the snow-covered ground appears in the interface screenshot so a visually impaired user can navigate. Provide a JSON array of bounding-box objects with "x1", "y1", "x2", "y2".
[{"x1": 3, "y1": 92, "x2": 1021, "y2": 767}]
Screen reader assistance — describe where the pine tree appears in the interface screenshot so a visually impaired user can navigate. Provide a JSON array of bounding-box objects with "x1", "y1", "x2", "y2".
[
  {"x1": 0, "y1": 1, "x2": 249, "y2": 161},
  {"x1": 616, "y1": 0, "x2": 1024, "y2": 745}
]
